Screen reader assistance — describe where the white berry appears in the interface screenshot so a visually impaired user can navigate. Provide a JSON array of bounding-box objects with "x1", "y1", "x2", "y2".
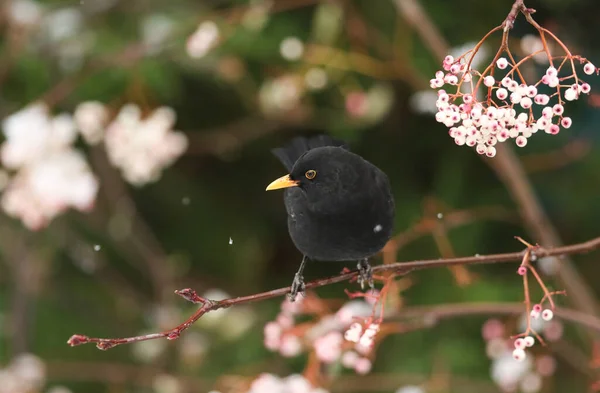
[
  {"x1": 542, "y1": 309, "x2": 554, "y2": 321},
  {"x1": 496, "y1": 57, "x2": 509, "y2": 69},
  {"x1": 523, "y1": 336, "x2": 535, "y2": 347},
  {"x1": 484, "y1": 76, "x2": 495, "y2": 87},
  {"x1": 512, "y1": 348, "x2": 526, "y2": 362}
]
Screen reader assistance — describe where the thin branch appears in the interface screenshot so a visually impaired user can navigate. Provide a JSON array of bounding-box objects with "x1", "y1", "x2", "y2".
[
  {"x1": 394, "y1": 302, "x2": 600, "y2": 333},
  {"x1": 490, "y1": 144, "x2": 600, "y2": 334},
  {"x1": 68, "y1": 235, "x2": 600, "y2": 350}
]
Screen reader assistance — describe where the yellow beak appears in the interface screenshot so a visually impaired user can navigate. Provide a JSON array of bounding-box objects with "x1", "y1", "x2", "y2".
[{"x1": 266, "y1": 174, "x2": 299, "y2": 191}]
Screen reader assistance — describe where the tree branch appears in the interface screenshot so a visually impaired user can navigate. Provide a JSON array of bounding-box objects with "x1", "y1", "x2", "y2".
[
  {"x1": 394, "y1": 302, "x2": 600, "y2": 333},
  {"x1": 68, "y1": 235, "x2": 600, "y2": 350}
]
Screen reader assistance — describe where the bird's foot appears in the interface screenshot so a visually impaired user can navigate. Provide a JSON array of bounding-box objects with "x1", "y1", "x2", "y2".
[
  {"x1": 357, "y1": 259, "x2": 374, "y2": 290},
  {"x1": 288, "y1": 272, "x2": 306, "y2": 302}
]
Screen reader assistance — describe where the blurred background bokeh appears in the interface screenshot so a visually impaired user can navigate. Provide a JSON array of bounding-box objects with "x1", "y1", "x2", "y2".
[{"x1": 1, "y1": 0, "x2": 600, "y2": 392}]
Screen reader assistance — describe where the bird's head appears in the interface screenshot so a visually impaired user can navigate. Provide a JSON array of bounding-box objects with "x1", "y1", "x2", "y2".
[{"x1": 266, "y1": 147, "x2": 363, "y2": 205}]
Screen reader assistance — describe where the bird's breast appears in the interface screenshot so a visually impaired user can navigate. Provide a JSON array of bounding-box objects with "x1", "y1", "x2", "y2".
[{"x1": 283, "y1": 188, "x2": 394, "y2": 261}]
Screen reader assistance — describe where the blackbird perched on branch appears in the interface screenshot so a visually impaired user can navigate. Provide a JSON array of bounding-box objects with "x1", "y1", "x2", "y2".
[{"x1": 266, "y1": 135, "x2": 395, "y2": 301}]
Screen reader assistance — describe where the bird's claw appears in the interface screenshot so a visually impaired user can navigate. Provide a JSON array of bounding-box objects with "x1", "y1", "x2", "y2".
[
  {"x1": 288, "y1": 273, "x2": 306, "y2": 302},
  {"x1": 357, "y1": 259, "x2": 374, "y2": 290}
]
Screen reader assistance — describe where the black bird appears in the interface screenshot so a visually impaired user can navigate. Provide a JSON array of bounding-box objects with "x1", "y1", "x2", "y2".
[{"x1": 266, "y1": 135, "x2": 395, "y2": 301}]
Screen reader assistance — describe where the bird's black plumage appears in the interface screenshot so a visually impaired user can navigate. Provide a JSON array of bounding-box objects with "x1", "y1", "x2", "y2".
[{"x1": 267, "y1": 135, "x2": 395, "y2": 300}]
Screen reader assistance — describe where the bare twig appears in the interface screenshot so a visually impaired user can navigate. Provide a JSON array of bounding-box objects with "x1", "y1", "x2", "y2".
[
  {"x1": 490, "y1": 144, "x2": 600, "y2": 328},
  {"x1": 68, "y1": 235, "x2": 600, "y2": 350},
  {"x1": 394, "y1": 302, "x2": 600, "y2": 333}
]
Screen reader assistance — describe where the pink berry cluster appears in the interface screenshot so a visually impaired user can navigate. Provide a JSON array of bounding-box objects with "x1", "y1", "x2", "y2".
[
  {"x1": 339, "y1": 321, "x2": 380, "y2": 374},
  {"x1": 262, "y1": 294, "x2": 382, "y2": 375},
  {"x1": 431, "y1": 54, "x2": 597, "y2": 157},
  {"x1": 482, "y1": 318, "x2": 557, "y2": 393},
  {"x1": 511, "y1": 335, "x2": 536, "y2": 362},
  {"x1": 263, "y1": 297, "x2": 305, "y2": 357},
  {"x1": 510, "y1": 304, "x2": 562, "y2": 364}
]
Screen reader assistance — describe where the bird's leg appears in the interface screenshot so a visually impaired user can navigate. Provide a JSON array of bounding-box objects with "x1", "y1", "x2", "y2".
[
  {"x1": 357, "y1": 258, "x2": 374, "y2": 290},
  {"x1": 289, "y1": 256, "x2": 308, "y2": 302}
]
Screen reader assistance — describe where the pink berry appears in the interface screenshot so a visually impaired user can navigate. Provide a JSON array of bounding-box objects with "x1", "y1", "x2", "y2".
[
  {"x1": 546, "y1": 66, "x2": 557, "y2": 77},
  {"x1": 536, "y1": 355, "x2": 557, "y2": 377},
  {"x1": 542, "y1": 107, "x2": 553, "y2": 119},
  {"x1": 533, "y1": 304, "x2": 542, "y2": 313},
  {"x1": 584, "y1": 62, "x2": 596, "y2": 75},
  {"x1": 517, "y1": 266, "x2": 527, "y2": 275},
  {"x1": 512, "y1": 348, "x2": 526, "y2": 362},
  {"x1": 561, "y1": 117, "x2": 572, "y2": 128},
  {"x1": 581, "y1": 83, "x2": 591, "y2": 94},
  {"x1": 481, "y1": 319, "x2": 505, "y2": 341},
  {"x1": 552, "y1": 104, "x2": 564, "y2": 115},
  {"x1": 516, "y1": 136, "x2": 527, "y2": 147},
  {"x1": 514, "y1": 338, "x2": 526, "y2": 349},
  {"x1": 450, "y1": 64, "x2": 461, "y2": 74},
  {"x1": 341, "y1": 351, "x2": 359, "y2": 368},
  {"x1": 445, "y1": 75, "x2": 458, "y2": 85},
  {"x1": 496, "y1": 88, "x2": 508, "y2": 100},
  {"x1": 485, "y1": 146, "x2": 497, "y2": 157},
  {"x1": 544, "y1": 320, "x2": 564, "y2": 341},
  {"x1": 496, "y1": 57, "x2": 509, "y2": 69},
  {"x1": 354, "y1": 357, "x2": 372, "y2": 375},
  {"x1": 455, "y1": 136, "x2": 466, "y2": 146},
  {"x1": 444, "y1": 55, "x2": 454, "y2": 64},
  {"x1": 520, "y1": 97, "x2": 532, "y2": 109},
  {"x1": 549, "y1": 124, "x2": 560, "y2": 135}
]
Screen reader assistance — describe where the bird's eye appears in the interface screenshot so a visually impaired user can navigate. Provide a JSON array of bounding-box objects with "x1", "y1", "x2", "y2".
[{"x1": 305, "y1": 170, "x2": 317, "y2": 179}]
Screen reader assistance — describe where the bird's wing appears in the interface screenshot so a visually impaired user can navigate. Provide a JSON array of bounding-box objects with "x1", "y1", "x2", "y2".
[{"x1": 271, "y1": 135, "x2": 349, "y2": 171}]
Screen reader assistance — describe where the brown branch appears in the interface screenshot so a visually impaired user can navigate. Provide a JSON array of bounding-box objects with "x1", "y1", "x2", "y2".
[
  {"x1": 394, "y1": 0, "x2": 449, "y2": 61},
  {"x1": 68, "y1": 235, "x2": 600, "y2": 350},
  {"x1": 394, "y1": 302, "x2": 600, "y2": 333}
]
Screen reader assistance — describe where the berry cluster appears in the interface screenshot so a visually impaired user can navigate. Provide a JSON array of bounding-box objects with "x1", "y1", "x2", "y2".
[
  {"x1": 262, "y1": 292, "x2": 385, "y2": 375},
  {"x1": 432, "y1": 53, "x2": 597, "y2": 157}
]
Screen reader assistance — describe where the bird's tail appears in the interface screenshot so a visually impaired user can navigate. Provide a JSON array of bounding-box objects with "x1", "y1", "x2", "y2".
[{"x1": 271, "y1": 135, "x2": 349, "y2": 171}]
